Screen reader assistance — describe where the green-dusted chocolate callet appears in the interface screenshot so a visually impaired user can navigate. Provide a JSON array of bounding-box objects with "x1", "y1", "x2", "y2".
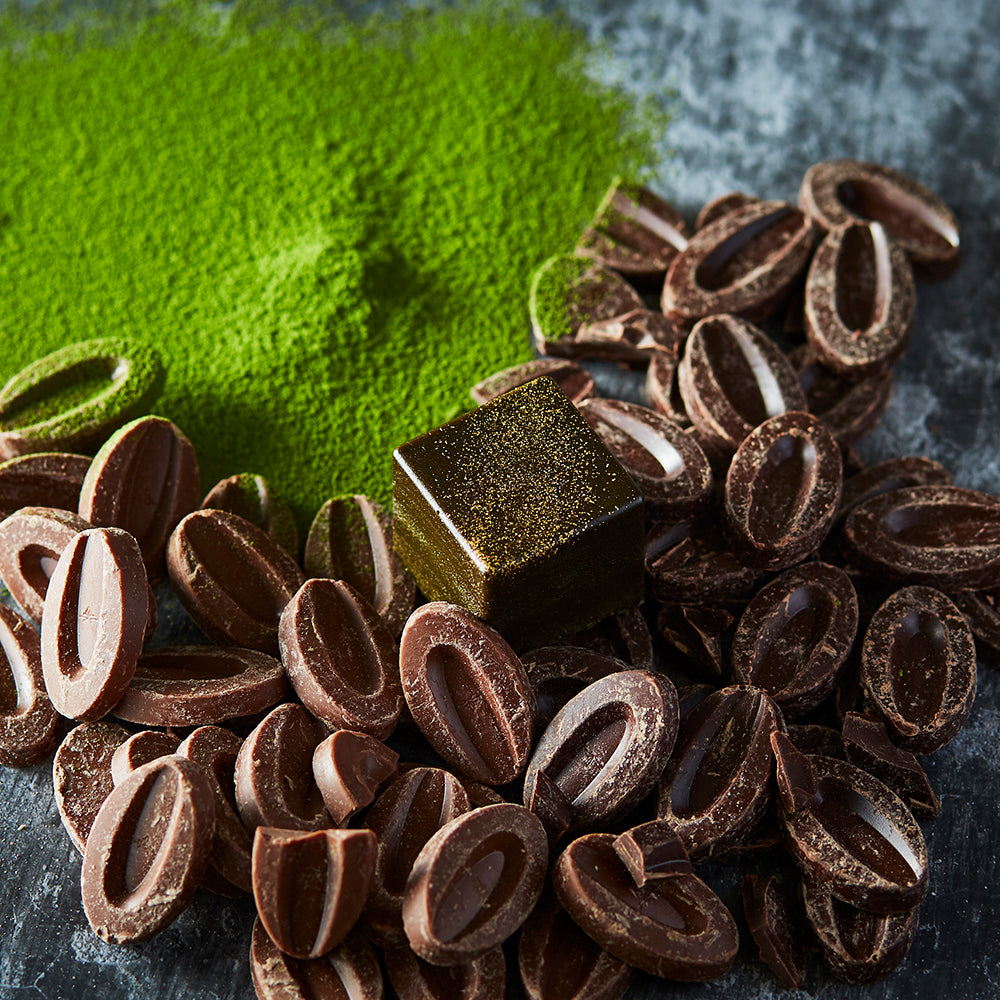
[
  {"x1": 0, "y1": 338, "x2": 162, "y2": 460},
  {"x1": 202, "y1": 473, "x2": 299, "y2": 557},
  {"x1": 392, "y1": 376, "x2": 645, "y2": 650}
]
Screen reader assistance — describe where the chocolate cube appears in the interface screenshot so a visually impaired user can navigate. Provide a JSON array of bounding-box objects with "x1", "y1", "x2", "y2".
[{"x1": 392, "y1": 376, "x2": 644, "y2": 649}]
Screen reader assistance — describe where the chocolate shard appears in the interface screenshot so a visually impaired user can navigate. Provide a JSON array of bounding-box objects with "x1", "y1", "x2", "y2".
[
  {"x1": 771, "y1": 730, "x2": 819, "y2": 812},
  {"x1": 312, "y1": 729, "x2": 400, "y2": 825},
  {"x1": 524, "y1": 768, "x2": 573, "y2": 842},
  {"x1": 742, "y1": 872, "x2": 806, "y2": 989},
  {"x1": 612, "y1": 819, "x2": 693, "y2": 886}
]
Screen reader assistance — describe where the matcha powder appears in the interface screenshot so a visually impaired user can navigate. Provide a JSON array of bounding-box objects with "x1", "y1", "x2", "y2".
[{"x1": 0, "y1": 0, "x2": 662, "y2": 525}]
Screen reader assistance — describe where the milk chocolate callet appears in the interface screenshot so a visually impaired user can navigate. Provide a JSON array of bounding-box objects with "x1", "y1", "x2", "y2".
[
  {"x1": 110, "y1": 730, "x2": 182, "y2": 785},
  {"x1": 0, "y1": 452, "x2": 91, "y2": 520},
  {"x1": 202, "y1": 473, "x2": 299, "y2": 557},
  {"x1": 312, "y1": 729, "x2": 399, "y2": 825},
  {"x1": 385, "y1": 943, "x2": 506, "y2": 1000},
  {"x1": 392, "y1": 377, "x2": 644, "y2": 650}
]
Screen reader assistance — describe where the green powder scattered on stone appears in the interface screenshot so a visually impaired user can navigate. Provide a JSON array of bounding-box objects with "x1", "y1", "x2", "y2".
[{"x1": 0, "y1": 0, "x2": 662, "y2": 526}]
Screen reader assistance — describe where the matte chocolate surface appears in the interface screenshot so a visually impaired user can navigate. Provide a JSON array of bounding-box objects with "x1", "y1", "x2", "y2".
[
  {"x1": 110, "y1": 730, "x2": 182, "y2": 785},
  {"x1": 470, "y1": 358, "x2": 595, "y2": 407},
  {"x1": 384, "y1": 943, "x2": 505, "y2": 1000},
  {"x1": 0, "y1": 451, "x2": 91, "y2": 520},
  {"x1": 202, "y1": 473, "x2": 299, "y2": 558},
  {"x1": 311, "y1": 728, "x2": 399, "y2": 825}
]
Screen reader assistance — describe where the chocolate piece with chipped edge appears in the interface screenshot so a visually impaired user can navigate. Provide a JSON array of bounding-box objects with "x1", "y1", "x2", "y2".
[
  {"x1": 771, "y1": 730, "x2": 819, "y2": 812},
  {"x1": 656, "y1": 603, "x2": 733, "y2": 679},
  {"x1": 557, "y1": 606, "x2": 653, "y2": 672},
  {"x1": 202, "y1": 473, "x2": 299, "y2": 557},
  {"x1": 471, "y1": 358, "x2": 595, "y2": 407},
  {"x1": 0, "y1": 452, "x2": 91, "y2": 519},
  {"x1": 110, "y1": 730, "x2": 181, "y2": 785},
  {"x1": 312, "y1": 729, "x2": 400, "y2": 825},
  {"x1": 574, "y1": 309, "x2": 683, "y2": 361},
  {"x1": 613, "y1": 819, "x2": 694, "y2": 885}
]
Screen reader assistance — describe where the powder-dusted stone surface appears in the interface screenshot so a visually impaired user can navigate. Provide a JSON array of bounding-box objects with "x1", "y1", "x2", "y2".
[{"x1": 2, "y1": 1, "x2": 1000, "y2": 999}]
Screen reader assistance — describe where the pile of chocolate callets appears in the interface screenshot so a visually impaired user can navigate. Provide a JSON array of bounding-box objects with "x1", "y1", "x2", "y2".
[{"x1": 0, "y1": 156, "x2": 999, "y2": 999}]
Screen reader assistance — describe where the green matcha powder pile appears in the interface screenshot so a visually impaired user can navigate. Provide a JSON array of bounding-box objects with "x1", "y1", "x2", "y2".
[{"x1": 0, "y1": 0, "x2": 662, "y2": 526}]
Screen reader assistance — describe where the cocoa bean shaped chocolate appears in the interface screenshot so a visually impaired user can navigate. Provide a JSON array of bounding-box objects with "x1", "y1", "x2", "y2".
[
  {"x1": 860, "y1": 585, "x2": 976, "y2": 753},
  {"x1": 402, "y1": 803, "x2": 548, "y2": 965},
  {"x1": 731, "y1": 562, "x2": 858, "y2": 718},
  {"x1": 553, "y1": 833, "x2": 739, "y2": 981},
  {"x1": 251, "y1": 921, "x2": 384, "y2": 1000},
  {"x1": 577, "y1": 398, "x2": 712, "y2": 520},
  {"x1": 518, "y1": 886, "x2": 633, "y2": 1000},
  {"x1": 802, "y1": 876, "x2": 918, "y2": 984},
  {"x1": 952, "y1": 589, "x2": 1000, "y2": 664},
  {"x1": 312, "y1": 729, "x2": 400, "y2": 825},
  {"x1": 521, "y1": 645, "x2": 628, "y2": 731},
  {"x1": 724, "y1": 411, "x2": 842, "y2": 570},
  {"x1": 0, "y1": 338, "x2": 162, "y2": 459},
  {"x1": 113, "y1": 645, "x2": 288, "y2": 727},
  {"x1": 678, "y1": 314, "x2": 808, "y2": 456},
  {"x1": 662, "y1": 200, "x2": 815, "y2": 329},
  {"x1": 167, "y1": 508, "x2": 306, "y2": 653},
  {"x1": 0, "y1": 452, "x2": 91, "y2": 519},
  {"x1": 612, "y1": 819, "x2": 694, "y2": 885},
  {"x1": 363, "y1": 766, "x2": 471, "y2": 948},
  {"x1": 560, "y1": 606, "x2": 654, "y2": 672},
  {"x1": 110, "y1": 730, "x2": 181, "y2": 784},
  {"x1": 658, "y1": 685, "x2": 783, "y2": 859},
  {"x1": 645, "y1": 351, "x2": 691, "y2": 427},
  {"x1": 234, "y1": 703, "x2": 332, "y2": 833},
  {"x1": 524, "y1": 669, "x2": 678, "y2": 834},
  {"x1": 384, "y1": 944, "x2": 505, "y2": 1000},
  {"x1": 400, "y1": 602, "x2": 535, "y2": 786},
  {"x1": 838, "y1": 456, "x2": 951, "y2": 523},
  {"x1": 0, "y1": 602, "x2": 60, "y2": 767},
  {"x1": 279, "y1": 578, "x2": 403, "y2": 741},
  {"x1": 798, "y1": 159, "x2": 960, "y2": 279},
  {"x1": 78, "y1": 415, "x2": 200, "y2": 582},
  {"x1": 780, "y1": 754, "x2": 928, "y2": 913},
  {"x1": 576, "y1": 179, "x2": 689, "y2": 279},
  {"x1": 471, "y1": 358, "x2": 595, "y2": 407},
  {"x1": 304, "y1": 494, "x2": 415, "y2": 637},
  {"x1": 253, "y1": 826, "x2": 377, "y2": 959},
  {"x1": 81, "y1": 755, "x2": 216, "y2": 943},
  {"x1": 694, "y1": 191, "x2": 761, "y2": 231},
  {"x1": 0, "y1": 506, "x2": 90, "y2": 623},
  {"x1": 742, "y1": 872, "x2": 806, "y2": 989},
  {"x1": 574, "y1": 308, "x2": 683, "y2": 360},
  {"x1": 842, "y1": 485, "x2": 1000, "y2": 590},
  {"x1": 41, "y1": 526, "x2": 148, "y2": 721},
  {"x1": 201, "y1": 473, "x2": 299, "y2": 557},
  {"x1": 804, "y1": 221, "x2": 916, "y2": 378}
]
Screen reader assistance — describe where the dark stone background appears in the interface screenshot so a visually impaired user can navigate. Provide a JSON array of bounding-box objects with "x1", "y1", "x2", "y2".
[{"x1": 2, "y1": 0, "x2": 999, "y2": 997}]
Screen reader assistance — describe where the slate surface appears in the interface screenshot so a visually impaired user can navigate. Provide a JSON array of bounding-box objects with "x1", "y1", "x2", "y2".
[{"x1": 2, "y1": 0, "x2": 999, "y2": 998}]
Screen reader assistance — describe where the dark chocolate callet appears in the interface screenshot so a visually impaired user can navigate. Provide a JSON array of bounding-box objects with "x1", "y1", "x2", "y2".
[
  {"x1": 252, "y1": 827, "x2": 377, "y2": 960},
  {"x1": 694, "y1": 191, "x2": 762, "y2": 231},
  {"x1": 786, "y1": 723, "x2": 847, "y2": 759},
  {"x1": 521, "y1": 645, "x2": 627, "y2": 731},
  {"x1": 553, "y1": 832, "x2": 738, "y2": 981},
  {"x1": 0, "y1": 602, "x2": 60, "y2": 767},
  {"x1": 384, "y1": 944, "x2": 506, "y2": 1000},
  {"x1": 952, "y1": 588, "x2": 1000, "y2": 664},
  {"x1": 780, "y1": 754, "x2": 928, "y2": 914},
  {"x1": 656, "y1": 603, "x2": 733, "y2": 680},
  {"x1": 81, "y1": 754, "x2": 216, "y2": 944},
  {"x1": 402, "y1": 803, "x2": 549, "y2": 966},
  {"x1": 250, "y1": 920, "x2": 384, "y2": 1000},
  {"x1": 771, "y1": 730, "x2": 819, "y2": 812},
  {"x1": 524, "y1": 769, "x2": 573, "y2": 843},
  {"x1": 471, "y1": 358, "x2": 595, "y2": 407},
  {"x1": 41, "y1": 526, "x2": 149, "y2": 722},
  {"x1": 279, "y1": 578, "x2": 403, "y2": 740},
  {"x1": 400, "y1": 602, "x2": 535, "y2": 786},
  {"x1": 612, "y1": 819, "x2": 693, "y2": 885},
  {"x1": 312, "y1": 729, "x2": 399, "y2": 825},
  {"x1": 573, "y1": 309, "x2": 683, "y2": 361},
  {"x1": 645, "y1": 352, "x2": 691, "y2": 428},
  {"x1": 525, "y1": 670, "x2": 678, "y2": 833},
  {"x1": 0, "y1": 452, "x2": 92, "y2": 520},
  {"x1": 839, "y1": 456, "x2": 951, "y2": 524},
  {"x1": 234, "y1": 703, "x2": 332, "y2": 834},
  {"x1": 557, "y1": 606, "x2": 654, "y2": 672},
  {"x1": 742, "y1": 871, "x2": 806, "y2": 989},
  {"x1": 202, "y1": 473, "x2": 299, "y2": 557},
  {"x1": 110, "y1": 730, "x2": 182, "y2": 785}
]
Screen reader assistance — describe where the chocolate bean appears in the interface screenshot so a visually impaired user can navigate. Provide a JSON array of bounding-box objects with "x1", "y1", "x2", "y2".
[
  {"x1": 779, "y1": 753, "x2": 928, "y2": 913},
  {"x1": 798, "y1": 158, "x2": 960, "y2": 279},
  {"x1": 78, "y1": 414, "x2": 200, "y2": 582},
  {"x1": 202, "y1": 473, "x2": 299, "y2": 557},
  {"x1": 250, "y1": 920, "x2": 384, "y2": 1000},
  {"x1": 471, "y1": 358, "x2": 595, "y2": 407},
  {"x1": 656, "y1": 603, "x2": 733, "y2": 679},
  {"x1": 363, "y1": 766, "x2": 471, "y2": 948},
  {"x1": 400, "y1": 602, "x2": 535, "y2": 785},
  {"x1": 577, "y1": 398, "x2": 712, "y2": 520},
  {"x1": 521, "y1": 645, "x2": 627, "y2": 730},
  {"x1": 0, "y1": 338, "x2": 162, "y2": 459},
  {"x1": 112, "y1": 645, "x2": 289, "y2": 727},
  {"x1": 644, "y1": 351, "x2": 691, "y2": 428},
  {"x1": 41, "y1": 526, "x2": 148, "y2": 721},
  {"x1": 234, "y1": 703, "x2": 332, "y2": 833},
  {"x1": 253, "y1": 826, "x2": 377, "y2": 959},
  {"x1": 110, "y1": 730, "x2": 181, "y2": 784},
  {"x1": 804, "y1": 220, "x2": 916, "y2": 378},
  {"x1": 952, "y1": 588, "x2": 1000, "y2": 664},
  {"x1": 0, "y1": 506, "x2": 90, "y2": 623},
  {"x1": 0, "y1": 452, "x2": 91, "y2": 519},
  {"x1": 860, "y1": 585, "x2": 976, "y2": 753},
  {"x1": 178, "y1": 725, "x2": 252, "y2": 893},
  {"x1": 663, "y1": 200, "x2": 815, "y2": 329},
  {"x1": 303, "y1": 494, "x2": 415, "y2": 637},
  {"x1": 518, "y1": 885, "x2": 633, "y2": 1000},
  {"x1": 742, "y1": 872, "x2": 806, "y2": 989},
  {"x1": 839, "y1": 456, "x2": 951, "y2": 523},
  {"x1": 558, "y1": 606, "x2": 654, "y2": 672},
  {"x1": 384, "y1": 944, "x2": 505, "y2": 1000},
  {"x1": 52, "y1": 720, "x2": 131, "y2": 852},
  {"x1": 459, "y1": 778, "x2": 506, "y2": 809},
  {"x1": 403, "y1": 802, "x2": 548, "y2": 965},
  {"x1": 723, "y1": 410, "x2": 843, "y2": 570},
  {"x1": 168, "y1": 508, "x2": 306, "y2": 654},
  {"x1": 525, "y1": 670, "x2": 678, "y2": 834},
  {"x1": 553, "y1": 832, "x2": 738, "y2": 980},
  {"x1": 678, "y1": 314, "x2": 808, "y2": 456},
  {"x1": 81, "y1": 755, "x2": 216, "y2": 943},
  {"x1": 694, "y1": 191, "x2": 761, "y2": 231},
  {"x1": 731, "y1": 561, "x2": 858, "y2": 718},
  {"x1": 312, "y1": 729, "x2": 399, "y2": 825},
  {"x1": 802, "y1": 876, "x2": 918, "y2": 983},
  {"x1": 279, "y1": 578, "x2": 403, "y2": 740},
  {"x1": 612, "y1": 819, "x2": 693, "y2": 884},
  {"x1": 0, "y1": 602, "x2": 60, "y2": 766},
  {"x1": 576, "y1": 179, "x2": 689, "y2": 279},
  {"x1": 658, "y1": 685, "x2": 782, "y2": 859}
]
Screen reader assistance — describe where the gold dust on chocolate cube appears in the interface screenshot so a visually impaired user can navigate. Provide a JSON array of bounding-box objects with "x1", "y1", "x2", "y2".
[{"x1": 392, "y1": 376, "x2": 644, "y2": 649}]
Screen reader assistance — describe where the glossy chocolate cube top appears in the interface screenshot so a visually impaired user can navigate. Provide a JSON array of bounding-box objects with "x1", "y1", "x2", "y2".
[{"x1": 392, "y1": 377, "x2": 644, "y2": 649}]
